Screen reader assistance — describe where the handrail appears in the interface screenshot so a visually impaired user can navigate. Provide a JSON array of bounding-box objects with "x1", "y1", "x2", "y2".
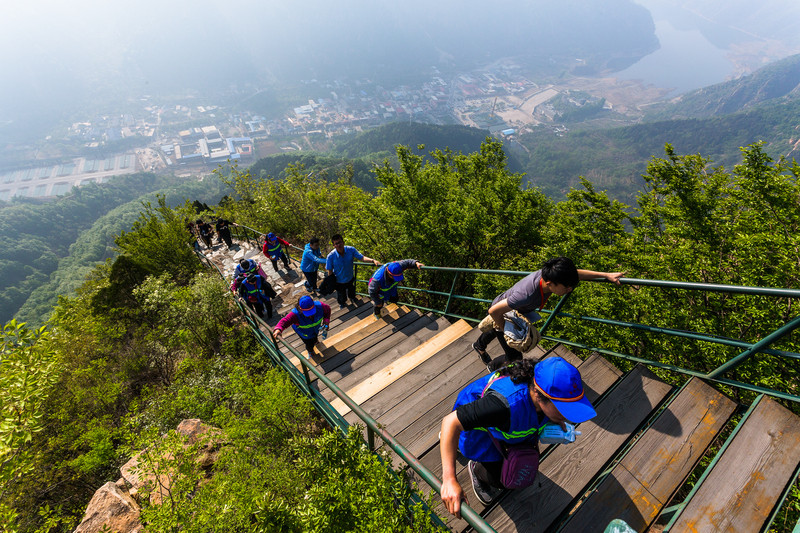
[
  {"x1": 346, "y1": 262, "x2": 800, "y2": 403},
  {"x1": 193, "y1": 245, "x2": 496, "y2": 532},
  {"x1": 221, "y1": 225, "x2": 800, "y2": 402},
  {"x1": 197, "y1": 227, "x2": 800, "y2": 532}
]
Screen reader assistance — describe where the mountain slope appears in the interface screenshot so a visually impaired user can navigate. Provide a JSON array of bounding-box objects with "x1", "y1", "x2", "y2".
[{"x1": 645, "y1": 53, "x2": 800, "y2": 120}]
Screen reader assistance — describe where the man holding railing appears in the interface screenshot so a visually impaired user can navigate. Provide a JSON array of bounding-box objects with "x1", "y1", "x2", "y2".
[
  {"x1": 262, "y1": 232, "x2": 292, "y2": 272},
  {"x1": 473, "y1": 257, "x2": 624, "y2": 372},
  {"x1": 368, "y1": 259, "x2": 424, "y2": 318},
  {"x1": 273, "y1": 295, "x2": 331, "y2": 356}
]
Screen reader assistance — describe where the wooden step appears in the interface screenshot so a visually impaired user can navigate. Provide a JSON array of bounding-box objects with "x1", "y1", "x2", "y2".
[
  {"x1": 560, "y1": 377, "x2": 737, "y2": 533},
  {"x1": 317, "y1": 304, "x2": 408, "y2": 356},
  {"x1": 667, "y1": 395, "x2": 800, "y2": 533},
  {"x1": 330, "y1": 320, "x2": 473, "y2": 417},
  {"x1": 481, "y1": 364, "x2": 673, "y2": 533},
  {"x1": 318, "y1": 313, "x2": 443, "y2": 399}
]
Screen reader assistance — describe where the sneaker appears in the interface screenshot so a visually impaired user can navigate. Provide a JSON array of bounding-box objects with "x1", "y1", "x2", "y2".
[
  {"x1": 473, "y1": 342, "x2": 493, "y2": 370},
  {"x1": 468, "y1": 460, "x2": 501, "y2": 506},
  {"x1": 339, "y1": 303, "x2": 346, "y2": 310}
]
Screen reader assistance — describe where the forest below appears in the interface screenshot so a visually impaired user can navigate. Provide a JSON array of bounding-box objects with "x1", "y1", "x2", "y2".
[{"x1": 2, "y1": 137, "x2": 799, "y2": 531}]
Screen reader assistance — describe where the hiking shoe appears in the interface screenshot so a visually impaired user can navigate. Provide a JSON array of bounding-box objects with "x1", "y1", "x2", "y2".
[
  {"x1": 473, "y1": 342, "x2": 492, "y2": 368},
  {"x1": 468, "y1": 460, "x2": 501, "y2": 506}
]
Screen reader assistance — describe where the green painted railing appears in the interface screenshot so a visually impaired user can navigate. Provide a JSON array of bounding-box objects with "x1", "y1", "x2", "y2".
[
  {"x1": 209, "y1": 223, "x2": 800, "y2": 530},
  {"x1": 195, "y1": 243, "x2": 496, "y2": 533},
  {"x1": 223, "y1": 223, "x2": 800, "y2": 402},
  {"x1": 350, "y1": 264, "x2": 800, "y2": 405}
]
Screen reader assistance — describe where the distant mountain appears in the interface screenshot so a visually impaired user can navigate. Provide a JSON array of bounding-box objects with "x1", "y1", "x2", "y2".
[
  {"x1": 518, "y1": 92, "x2": 800, "y2": 203},
  {"x1": 645, "y1": 54, "x2": 800, "y2": 120}
]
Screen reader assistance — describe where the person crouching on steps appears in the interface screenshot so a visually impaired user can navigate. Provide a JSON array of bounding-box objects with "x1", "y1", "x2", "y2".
[
  {"x1": 368, "y1": 259, "x2": 423, "y2": 318},
  {"x1": 440, "y1": 357, "x2": 596, "y2": 518},
  {"x1": 273, "y1": 295, "x2": 331, "y2": 357}
]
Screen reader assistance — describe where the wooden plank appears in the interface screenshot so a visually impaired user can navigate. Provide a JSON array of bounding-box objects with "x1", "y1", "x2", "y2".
[
  {"x1": 330, "y1": 320, "x2": 473, "y2": 416},
  {"x1": 561, "y1": 377, "x2": 737, "y2": 533},
  {"x1": 317, "y1": 304, "x2": 407, "y2": 356},
  {"x1": 346, "y1": 329, "x2": 483, "y2": 425},
  {"x1": 294, "y1": 310, "x2": 430, "y2": 386},
  {"x1": 318, "y1": 314, "x2": 442, "y2": 400},
  {"x1": 670, "y1": 395, "x2": 800, "y2": 533},
  {"x1": 287, "y1": 301, "x2": 373, "y2": 350},
  {"x1": 483, "y1": 365, "x2": 673, "y2": 533}
]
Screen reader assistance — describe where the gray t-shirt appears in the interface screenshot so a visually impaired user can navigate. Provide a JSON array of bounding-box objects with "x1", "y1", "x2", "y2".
[{"x1": 492, "y1": 269, "x2": 549, "y2": 322}]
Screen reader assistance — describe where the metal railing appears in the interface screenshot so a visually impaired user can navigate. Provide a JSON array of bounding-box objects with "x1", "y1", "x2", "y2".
[
  {"x1": 199, "y1": 224, "x2": 800, "y2": 530},
  {"x1": 351, "y1": 265, "x2": 800, "y2": 405}
]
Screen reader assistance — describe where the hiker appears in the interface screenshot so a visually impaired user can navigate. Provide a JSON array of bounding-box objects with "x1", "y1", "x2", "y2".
[
  {"x1": 273, "y1": 295, "x2": 331, "y2": 356},
  {"x1": 236, "y1": 272, "x2": 275, "y2": 319},
  {"x1": 230, "y1": 258, "x2": 268, "y2": 292},
  {"x1": 473, "y1": 257, "x2": 624, "y2": 371},
  {"x1": 440, "y1": 357, "x2": 596, "y2": 517},
  {"x1": 262, "y1": 232, "x2": 292, "y2": 272},
  {"x1": 215, "y1": 218, "x2": 233, "y2": 249},
  {"x1": 301, "y1": 237, "x2": 327, "y2": 292},
  {"x1": 196, "y1": 219, "x2": 214, "y2": 249},
  {"x1": 368, "y1": 259, "x2": 424, "y2": 318},
  {"x1": 325, "y1": 234, "x2": 380, "y2": 309}
]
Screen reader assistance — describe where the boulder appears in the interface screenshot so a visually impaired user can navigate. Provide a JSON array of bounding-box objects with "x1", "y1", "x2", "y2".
[
  {"x1": 72, "y1": 481, "x2": 142, "y2": 533},
  {"x1": 120, "y1": 419, "x2": 225, "y2": 505}
]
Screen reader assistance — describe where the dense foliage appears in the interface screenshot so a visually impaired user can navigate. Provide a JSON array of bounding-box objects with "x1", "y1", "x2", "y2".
[
  {"x1": 0, "y1": 190, "x2": 442, "y2": 532},
  {"x1": 2, "y1": 136, "x2": 799, "y2": 531}
]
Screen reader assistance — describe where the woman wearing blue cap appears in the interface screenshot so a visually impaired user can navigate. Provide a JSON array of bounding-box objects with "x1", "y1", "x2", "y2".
[
  {"x1": 439, "y1": 357, "x2": 596, "y2": 518},
  {"x1": 368, "y1": 258, "x2": 424, "y2": 318},
  {"x1": 273, "y1": 295, "x2": 331, "y2": 356},
  {"x1": 262, "y1": 232, "x2": 292, "y2": 272}
]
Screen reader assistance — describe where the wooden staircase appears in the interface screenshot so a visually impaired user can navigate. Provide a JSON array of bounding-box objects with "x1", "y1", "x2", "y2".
[{"x1": 207, "y1": 240, "x2": 800, "y2": 533}]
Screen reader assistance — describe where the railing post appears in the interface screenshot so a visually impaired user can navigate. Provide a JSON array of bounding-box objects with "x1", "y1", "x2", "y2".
[
  {"x1": 540, "y1": 292, "x2": 572, "y2": 336},
  {"x1": 444, "y1": 271, "x2": 460, "y2": 315},
  {"x1": 368, "y1": 427, "x2": 375, "y2": 451}
]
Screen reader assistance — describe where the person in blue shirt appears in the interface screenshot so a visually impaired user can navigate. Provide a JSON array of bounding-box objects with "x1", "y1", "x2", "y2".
[
  {"x1": 273, "y1": 295, "x2": 332, "y2": 357},
  {"x1": 301, "y1": 237, "x2": 327, "y2": 293},
  {"x1": 325, "y1": 234, "x2": 379, "y2": 309},
  {"x1": 230, "y1": 258, "x2": 268, "y2": 292},
  {"x1": 368, "y1": 259, "x2": 423, "y2": 317}
]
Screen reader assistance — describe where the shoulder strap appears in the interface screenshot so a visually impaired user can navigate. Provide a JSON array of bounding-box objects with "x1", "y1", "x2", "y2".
[{"x1": 481, "y1": 374, "x2": 509, "y2": 458}]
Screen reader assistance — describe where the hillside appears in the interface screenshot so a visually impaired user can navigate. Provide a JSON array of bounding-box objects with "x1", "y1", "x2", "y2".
[
  {"x1": 514, "y1": 54, "x2": 800, "y2": 202},
  {"x1": 0, "y1": 174, "x2": 227, "y2": 326},
  {"x1": 645, "y1": 53, "x2": 800, "y2": 120}
]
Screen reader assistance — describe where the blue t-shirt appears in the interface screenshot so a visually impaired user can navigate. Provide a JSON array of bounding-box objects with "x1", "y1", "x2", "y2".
[{"x1": 326, "y1": 246, "x2": 364, "y2": 283}]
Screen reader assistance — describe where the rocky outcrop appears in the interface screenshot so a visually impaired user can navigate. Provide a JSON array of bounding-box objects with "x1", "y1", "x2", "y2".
[
  {"x1": 73, "y1": 419, "x2": 225, "y2": 533},
  {"x1": 72, "y1": 479, "x2": 142, "y2": 533}
]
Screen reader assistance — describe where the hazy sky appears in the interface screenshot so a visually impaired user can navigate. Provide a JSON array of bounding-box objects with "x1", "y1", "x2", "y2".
[{"x1": 1, "y1": 0, "x2": 798, "y2": 140}]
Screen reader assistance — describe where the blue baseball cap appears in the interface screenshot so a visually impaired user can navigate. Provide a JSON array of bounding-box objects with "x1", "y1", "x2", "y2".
[
  {"x1": 297, "y1": 295, "x2": 316, "y2": 316},
  {"x1": 267, "y1": 232, "x2": 277, "y2": 241},
  {"x1": 387, "y1": 262, "x2": 404, "y2": 281},
  {"x1": 533, "y1": 357, "x2": 596, "y2": 423}
]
